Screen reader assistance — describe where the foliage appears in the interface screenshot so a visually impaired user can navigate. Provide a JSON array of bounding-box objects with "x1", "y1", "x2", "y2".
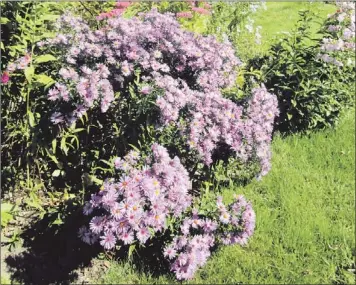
[
  {"x1": 0, "y1": 1, "x2": 116, "y2": 225},
  {"x1": 205, "y1": 1, "x2": 267, "y2": 60},
  {"x1": 248, "y1": 9, "x2": 354, "y2": 134},
  {"x1": 1, "y1": 203, "x2": 18, "y2": 228}
]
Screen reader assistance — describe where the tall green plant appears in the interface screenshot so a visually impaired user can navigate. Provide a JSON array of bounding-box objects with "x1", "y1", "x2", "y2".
[{"x1": 247, "y1": 10, "x2": 353, "y2": 134}]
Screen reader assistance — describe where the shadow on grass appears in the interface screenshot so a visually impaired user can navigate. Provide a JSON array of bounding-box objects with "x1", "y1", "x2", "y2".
[
  {"x1": 4, "y1": 205, "x2": 101, "y2": 285},
  {"x1": 4, "y1": 204, "x2": 175, "y2": 284}
]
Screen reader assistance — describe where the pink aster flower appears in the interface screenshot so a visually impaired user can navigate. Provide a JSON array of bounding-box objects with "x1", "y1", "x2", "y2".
[
  {"x1": 121, "y1": 230, "x2": 134, "y2": 245},
  {"x1": 219, "y1": 211, "x2": 230, "y2": 224},
  {"x1": 136, "y1": 227, "x2": 150, "y2": 244},
  {"x1": 100, "y1": 231, "x2": 116, "y2": 249},
  {"x1": 89, "y1": 216, "x2": 105, "y2": 234},
  {"x1": 164, "y1": 246, "x2": 177, "y2": 259},
  {"x1": 140, "y1": 85, "x2": 153, "y2": 95}
]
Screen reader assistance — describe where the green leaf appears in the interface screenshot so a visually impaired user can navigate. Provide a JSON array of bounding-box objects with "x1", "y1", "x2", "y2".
[
  {"x1": 34, "y1": 54, "x2": 57, "y2": 64},
  {"x1": 35, "y1": 74, "x2": 55, "y2": 86},
  {"x1": 1, "y1": 203, "x2": 15, "y2": 227},
  {"x1": 52, "y1": 169, "x2": 61, "y2": 177},
  {"x1": 1, "y1": 203, "x2": 14, "y2": 213},
  {"x1": 70, "y1": 128, "x2": 85, "y2": 134},
  {"x1": 52, "y1": 139, "x2": 57, "y2": 154},
  {"x1": 45, "y1": 148, "x2": 59, "y2": 164},
  {"x1": 1, "y1": 212, "x2": 13, "y2": 227},
  {"x1": 128, "y1": 244, "x2": 136, "y2": 259},
  {"x1": 39, "y1": 14, "x2": 60, "y2": 21},
  {"x1": 24, "y1": 66, "x2": 35, "y2": 83},
  {"x1": 90, "y1": 175, "x2": 103, "y2": 185},
  {"x1": 60, "y1": 137, "x2": 68, "y2": 155},
  {"x1": 52, "y1": 214, "x2": 64, "y2": 225},
  {"x1": 28, "y1": 112, "x2": 35, "y2": 127},
  {"x1": 0, "y1": 17, "x2": 9, "y2": 24}
]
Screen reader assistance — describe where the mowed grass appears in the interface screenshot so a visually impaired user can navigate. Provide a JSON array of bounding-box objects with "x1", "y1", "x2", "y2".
[
  {"x1": 255, "y1": 2, "x2": 336, "y2": 49},
  {"x1": 96, "y1": 109, "x2": 355, "y2": 284},
  {"x1": 236, "y1": 2, "x2": 336, "y2": 59}
]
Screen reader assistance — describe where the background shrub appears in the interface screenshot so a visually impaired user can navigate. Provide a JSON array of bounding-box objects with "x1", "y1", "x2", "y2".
[{"x1": 248, "y1": 9, "x2": 355, "y2": 134}]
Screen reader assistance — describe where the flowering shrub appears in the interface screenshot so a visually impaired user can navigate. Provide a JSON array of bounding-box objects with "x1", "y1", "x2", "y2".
[
  {"x1": 165, "y1": 195, "x2": 255, "y2": 280},
  {"x1": 42, "y1": 10, "x2": 239, "y2": 121},
  {"x1": 317, "y1": 2, "x2": 355, "y2": 67},
  {"x1": 79, "y1": 143, "x2": 255, "y2": 280},
  {"x1": 4, "y1": 8, "x2": 278, "y2": 279},
  {"x1": 33, "y1": 9, "x2": 278, "y2": 179}
]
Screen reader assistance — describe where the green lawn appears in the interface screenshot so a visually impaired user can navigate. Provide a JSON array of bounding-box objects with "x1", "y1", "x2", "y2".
[
  {"x1": 236, "y1": 2, "x2": 336, "y2": 60},
  {"x1": 255, "y1": 2, "x2": 335, "y2": 50}
]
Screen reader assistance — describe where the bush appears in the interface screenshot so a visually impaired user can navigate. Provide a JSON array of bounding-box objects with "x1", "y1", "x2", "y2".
[
  {"x1": 80, "y1": 143, "x2": 256, "y2": 280},
  {"x1": 3, "y1": 7, "x2": 280, "y2": 280},
  {"x1": 248, "y1": 9, "x2": 355, "y2": 134},
  {"x1": 27, "y1": 9, "x2": 278, "y2": 182}
]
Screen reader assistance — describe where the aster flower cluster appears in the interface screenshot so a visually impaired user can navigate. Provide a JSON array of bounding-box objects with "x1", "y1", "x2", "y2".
[
  {"x1": 79, "y1": 143, "x2": 193, "y2": 249},
  {"x1": 170, "y1": 84, "x2": 278, "y2": 178},
  {"x1": 163, "y1": 194, "x2": 255, "y2": 280},
  {"x1": 245, "y1": 85, "x2": 279, "y2": 178},
  {"x1": 29, "y1": 9, "x2": 280, "y2": 177},
  {"x1": 318, "y1": 2, "x2": 355, "y2": 67},
  {"x1": 38, "y1": 9, "x2": 241, "y2": 127}
]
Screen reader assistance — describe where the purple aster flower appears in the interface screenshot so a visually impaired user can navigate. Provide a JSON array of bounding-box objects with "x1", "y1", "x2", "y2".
[
  {"x1": 136, "y1": 227, "x2": 150, "y2": 244},
  {"x1": 100, "y1": 231, "x2": 116, "y2": 249},
  {"x1": 120, "y1": 230, "x2": 134, "y2": 245},
  {"x1": 50, "y1": 112, "x2": 64, "y2": 124},
  {"x1": 89, "y1": 216, "x2": 105, "y2": 234},
  {"x1": 163, "y1": 246, "x2": 177, "y2": 259}
]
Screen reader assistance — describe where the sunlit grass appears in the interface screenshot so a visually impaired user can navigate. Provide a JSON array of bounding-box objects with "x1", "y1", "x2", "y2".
[{"x1": 236, "y1": 2, "x2": 336, "y2": 60}]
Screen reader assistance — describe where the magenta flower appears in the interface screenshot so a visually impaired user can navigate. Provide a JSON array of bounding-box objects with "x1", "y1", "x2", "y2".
[
  {"x1": 192, "y1": 7, "x2": 211, "y2": 15},
  {"x1": 1, "y1": 71, "x2": 10, "y2": 84},
  {"x1": 176, "y1": 11, "x2": 193, "y2": 19}
]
